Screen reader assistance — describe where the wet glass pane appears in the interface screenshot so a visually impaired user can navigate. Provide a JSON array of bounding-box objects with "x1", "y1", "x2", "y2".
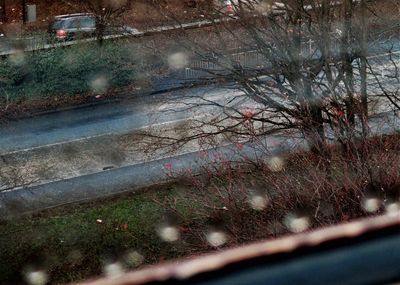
[{"x1": 0, "y1": 0, "x2": 399, "y2": 284}]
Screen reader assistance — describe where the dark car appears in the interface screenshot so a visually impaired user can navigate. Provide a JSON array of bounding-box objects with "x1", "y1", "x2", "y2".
[{"x1": 48, "y1": 13, "x2": 96, "y2": 41}]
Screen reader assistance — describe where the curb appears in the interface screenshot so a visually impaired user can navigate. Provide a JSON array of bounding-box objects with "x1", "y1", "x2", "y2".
[{"x1": 0, "y1": 135, "x2": 301, "y2": 218}]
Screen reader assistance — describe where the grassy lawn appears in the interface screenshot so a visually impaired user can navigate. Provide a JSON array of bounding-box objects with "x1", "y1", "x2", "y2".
[{"x1": 0, "y1": 185, "x2": 205, "y2": 284}]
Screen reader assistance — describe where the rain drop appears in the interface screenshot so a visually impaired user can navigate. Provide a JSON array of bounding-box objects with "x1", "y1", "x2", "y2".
[
  {"x1": 24, "y1": 269, "x2": 48, "y2": 285},
  {"x1": 257, "y1": 1, "x2": 272, "y2": 14},
  {"x1": 90, "y1": 75, "x2": 109, "y2": 94},
  {"x1": 362, "y1": 197, "x2": 381, "y2": 213},
  {"x1": 157, "y1": 225, "x2": 180, "y2": 242},
  {"x1": 385, "y1": 201, "x2": 400, "y2": 217},
  {"x1": 9, "y1": 49, "x2": 25, "y2": 66},
  {"x1": 266, "y1": 156, "x2": 285, "y2": 172},
  {"x1": 284, "y1": 213, "x2": 310, "y2": 233},
  {"x1": 206, "y1": 230, "x2": 227, "y2": 247},
  {"x1": 248, "y1": 193, "x2": 269, "y2": 211},
  {"x1": 103, "y1": 261, "x2": 124, "y2": 279},
  {"x1": 168, "y1": 52, "x2": 189, "y2": 69},
  {"x1": 124, "y1": 250, "x2": 144, "y2": 268}
]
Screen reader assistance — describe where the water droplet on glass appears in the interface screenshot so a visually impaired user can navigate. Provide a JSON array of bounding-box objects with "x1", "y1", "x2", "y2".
[
  {"x1": 90, "y1": 75, "x2": 108, "y2": 94},
  {"x1": 362, "y1": 197, "x2": 381, "y2": 213},
  {"x1": 248, "y1": 193, "x2": 269, "y2": 211},
  {"x1": 157, "y1": 225, "x2": 180, "y2": 242},
  {"x1": 257, "y1": 1, "x2": 272, "y2": 14},
  {"x1": 385, "y1": 201, "x2": 400, "y2": 217},
  {"x1": 168, "y1": 52, "x2": 189, "y2": 69},
  {"x1": 124, "y1": 250, "x2": 144, "y2": 268},
  {"x1": 103, "y1": 261, "x2": 124, "y2": 279},
  {"x1": 266, "y1": 156, "x2": 285, "y2": 172},
  {"x1": 284, "y1": 213, "x2": 310, "y2": 233},
  {"x1": 24, "y1": 269, "x2": 48, "y2": 285},
  {"x1": 9, "y1": 49, "x2": 25, "y2": 66},
  {"x1": 206, "y1": 230, "x2": 227, "y2": 247}
]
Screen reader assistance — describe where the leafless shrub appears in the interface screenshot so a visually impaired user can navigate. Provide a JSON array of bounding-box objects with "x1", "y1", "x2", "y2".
[{"x1": 157, "y1": 134, "x2": 399, "y2": 246}]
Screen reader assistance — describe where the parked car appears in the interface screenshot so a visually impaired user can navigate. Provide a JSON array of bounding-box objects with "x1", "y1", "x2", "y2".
[
  {"x1": 48, "y1": 13, "x2": 139, "y2": 42},
  {"x1": 48, "y1": 13, "x2": 96, "y2": 41}
]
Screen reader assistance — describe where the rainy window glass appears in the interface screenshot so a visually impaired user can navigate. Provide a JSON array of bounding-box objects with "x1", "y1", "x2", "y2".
[{"x1": 0, "y1": 0, "x2": 399, "y2": 284}]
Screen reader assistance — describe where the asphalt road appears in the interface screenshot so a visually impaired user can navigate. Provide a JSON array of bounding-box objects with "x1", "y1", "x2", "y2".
[{"x1": 0, "y1": 85, "x2": 247, "y2": 154}]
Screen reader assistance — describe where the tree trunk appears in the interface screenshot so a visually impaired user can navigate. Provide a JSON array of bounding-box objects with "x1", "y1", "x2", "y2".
[
  {"x1": 342, "y1": 0, "x2": 356, "y2": 128},
  {"x1": 0, "y1": 0, "x2": 6, "y2": 23},
  {"x1": 359, "y1": 0, "x2": 369, "y2": 137},
  {"x1": 302, "y1": 80, "x2": 326, "y2": 156},
  {"x1": 22, "y1": 0, "x2": 26, "y2": 24},
  {"x1": 95, "y1": 18, "x2": 105, "y2": 46},
  {"x1": 304, "y1": 105, "x2": 326, "y2": 155}
]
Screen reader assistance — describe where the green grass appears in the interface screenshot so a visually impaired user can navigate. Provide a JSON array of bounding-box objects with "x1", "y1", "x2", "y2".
[{"x1": 0, "y1": 185, "x2": 202, "y2": 284}]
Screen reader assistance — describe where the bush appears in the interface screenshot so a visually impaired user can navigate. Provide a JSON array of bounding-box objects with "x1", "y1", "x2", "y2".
[
  {"x1": 0, "y1": 41, "x2": 142, "y2": 104},
  {"x1": 163, "y1": 134, "x2": 400, "y2": 244}
]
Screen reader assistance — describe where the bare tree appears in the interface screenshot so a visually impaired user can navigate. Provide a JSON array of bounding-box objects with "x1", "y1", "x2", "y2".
[{"x1": 147, "y1": 0, "x2": 398, "y2": 156}]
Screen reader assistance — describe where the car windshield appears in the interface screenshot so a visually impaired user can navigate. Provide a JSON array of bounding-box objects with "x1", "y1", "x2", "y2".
[{"x1": 0, "y1": 1, "x2": 400, "y2": 285}]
